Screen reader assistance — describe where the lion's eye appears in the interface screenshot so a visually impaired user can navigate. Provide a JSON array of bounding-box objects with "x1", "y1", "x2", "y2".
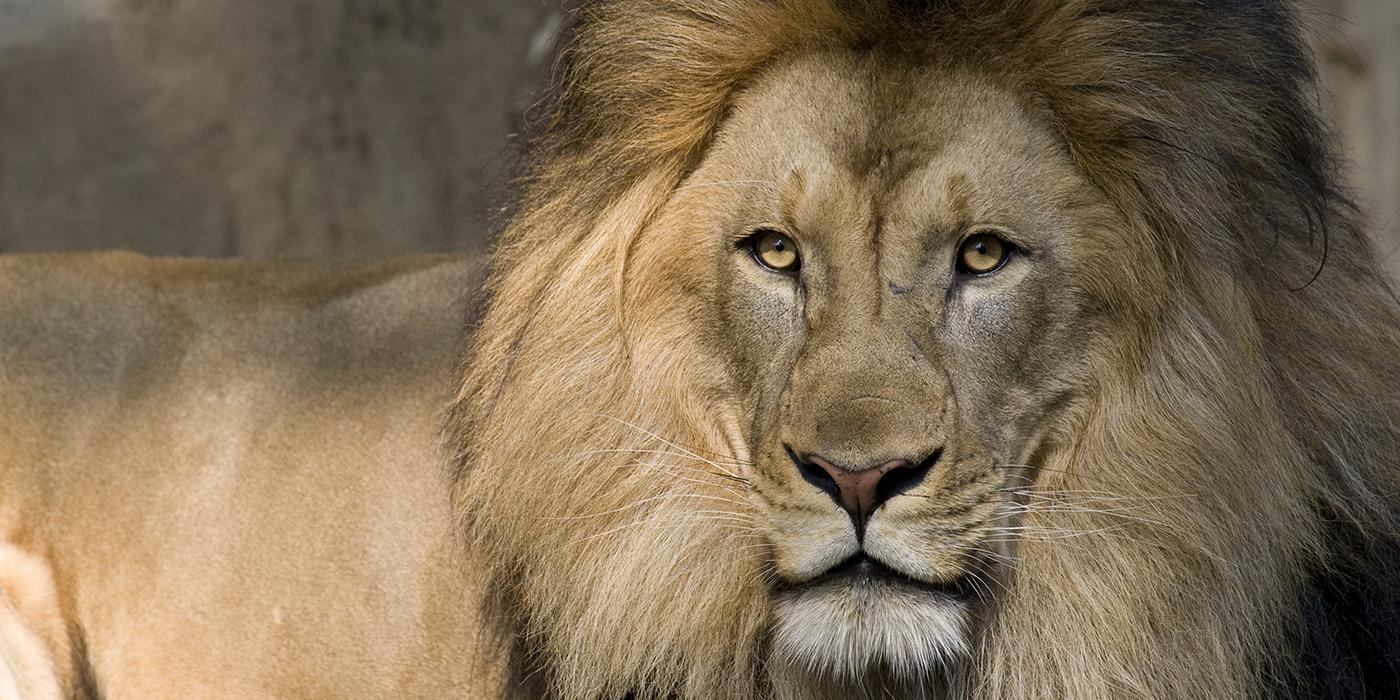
[
  {"x1": 956, "y1": 232, "x2": 1012, "y2": 275},
  {"x1": 747, "y1": 230, "x2": 801, "y2": 272}
]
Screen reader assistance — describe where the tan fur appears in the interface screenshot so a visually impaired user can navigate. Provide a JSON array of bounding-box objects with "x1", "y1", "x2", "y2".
[
  {"x1": 0, "y1": 541, "x2": 66, "y2": 700},
  {"x1": 450, "y1": 1, "x2": 1400, "y2": 698},
  {"x1": 0, "y1": 253, "x2": 518, "y2": 698}
]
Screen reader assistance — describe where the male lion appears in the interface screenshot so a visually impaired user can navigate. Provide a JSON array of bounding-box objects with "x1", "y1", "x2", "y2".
[{"x1": 3, "y1": 0, "x2": 1399, "y2": 698}]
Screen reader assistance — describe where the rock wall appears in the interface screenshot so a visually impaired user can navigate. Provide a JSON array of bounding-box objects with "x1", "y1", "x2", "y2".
[
  {"x1": 0, "y1": 0, "x2": 1396, "y2": 268},
  {"x1": 0, "y1": 0, "x2": 560, "y2": 256},
  {"x1": 1309, "y1": 0, "x2": 1400, "y2": 280}
]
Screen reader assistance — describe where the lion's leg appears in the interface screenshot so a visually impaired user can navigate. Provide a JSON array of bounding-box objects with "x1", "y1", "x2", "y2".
[{"x1": 0, "y1": 543, "x2": 68, "y2": 700}]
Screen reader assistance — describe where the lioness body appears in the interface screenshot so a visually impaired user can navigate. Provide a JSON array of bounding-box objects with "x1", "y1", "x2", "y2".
[{"x1": 0, "y1": 253, "x2": 504, "y2": 698}]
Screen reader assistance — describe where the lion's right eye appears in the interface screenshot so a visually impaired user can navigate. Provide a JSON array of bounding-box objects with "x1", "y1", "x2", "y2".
[
  {"x1": 956, "y1": 232, "x2": 1014, "y2": 276},
  {"x1": 745, "y1": 230, "x2": 801, "y2": 272}
]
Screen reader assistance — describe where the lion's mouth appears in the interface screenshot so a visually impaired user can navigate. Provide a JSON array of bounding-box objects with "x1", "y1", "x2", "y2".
[{"x1": 801, "y1": 553, "x2": 974, "y2": 599}]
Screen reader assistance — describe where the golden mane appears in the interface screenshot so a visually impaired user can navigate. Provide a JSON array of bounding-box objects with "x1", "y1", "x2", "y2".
[{"x1": 449, "y1": 1, "x2": 1400, "y2": 697}]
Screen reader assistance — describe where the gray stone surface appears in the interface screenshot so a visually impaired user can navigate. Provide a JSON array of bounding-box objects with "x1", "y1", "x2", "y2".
[
  {"x1": 1309, "y1": 0, "x2": 1400, "y2": 280},
  {"x1": 0, "y1": 0, "x2": 560, "y2": 256},
  {"x1": 0, "y1": 1, "x2": 1395, "y2": 266},
  {"x1": 0, "y1": 0, "x2": 93, "y2": 51}
]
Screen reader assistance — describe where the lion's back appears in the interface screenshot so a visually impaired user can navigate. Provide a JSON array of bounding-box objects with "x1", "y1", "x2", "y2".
[
  {"x1": 0, "y1": 251, "x2": 478, "y2": 396},
  {"x1": 0, "y1": 251, "x2": 506, "y2": 699}
]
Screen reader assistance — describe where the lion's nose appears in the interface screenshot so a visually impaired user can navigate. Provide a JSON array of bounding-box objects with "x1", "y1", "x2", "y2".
[{"x1": 789, "y1": 447, "x2": 940, "y2": 533}]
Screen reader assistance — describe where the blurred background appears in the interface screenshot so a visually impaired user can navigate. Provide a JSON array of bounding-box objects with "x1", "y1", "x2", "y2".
[{"x1": 0, "y1": 0, "x2": 1396, "y2": 275}]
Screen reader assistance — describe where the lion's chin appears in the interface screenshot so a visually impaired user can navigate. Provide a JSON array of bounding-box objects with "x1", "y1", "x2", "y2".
[{"x1": 772, "y1": 561, "x2": 971, "y2": 680}]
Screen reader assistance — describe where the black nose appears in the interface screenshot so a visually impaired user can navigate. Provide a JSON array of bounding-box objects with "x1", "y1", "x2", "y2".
[{"x1": 789, "y1": 447, "x2": 940, "y2": 533}]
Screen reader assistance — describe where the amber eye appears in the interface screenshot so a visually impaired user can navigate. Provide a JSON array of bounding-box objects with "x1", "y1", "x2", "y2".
[
  {"x1": 747, "y1": 229, "x2": 801, "y2": 272},
  {"x1": 956, "y1": 232, "x2": 1012, "y2": 275}
]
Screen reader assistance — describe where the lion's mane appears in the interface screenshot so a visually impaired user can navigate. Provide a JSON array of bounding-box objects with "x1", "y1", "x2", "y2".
[{"x1": 449, "y1": 1, "x2": 1400, "y2": 697}]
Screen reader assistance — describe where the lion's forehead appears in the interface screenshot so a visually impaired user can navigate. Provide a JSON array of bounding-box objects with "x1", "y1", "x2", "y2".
[{"x1": 704, "y1": 53, "x2": 1087, "y2": 259}]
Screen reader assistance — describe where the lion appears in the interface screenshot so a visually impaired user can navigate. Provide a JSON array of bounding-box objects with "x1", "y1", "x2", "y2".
[{"x1": 3, "y1": 0, "x2": 1400, "y2": 698}]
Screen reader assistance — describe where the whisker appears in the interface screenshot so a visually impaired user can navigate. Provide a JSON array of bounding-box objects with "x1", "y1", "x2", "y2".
[
  {"x1": 560, "y1": 515, "x2": 761, "y2": 551},
  {"x1": 541, "y1": 491, "x2": 745, "y2": 521},
  {"x1": 605, "y1": 459, "x2": 752, "y2": 492},
  {"x1": 591, "y1": 413, "x2": 751, "y2": 464},
  {"x1": 577, "y1": 446, "x2": 750, "y2": 470},
  {"x1": 996, "y1": 464, "x2": 1202, "y2": 501},
  {"x1": 991, "y1": 463, "x2": 1160, "y2": 491},
  {"x1": 962, "y1": 563, "x2": 1010, "y2": 597},
  {"x1": 578, "y1": 447, "x2": 751, "y2": 482},
  {"x1": 1001, "y1": 487, "x2": 1196, "y2": 502},
  {"x1": 998, "y1": 502, "x2": 1171, "y2": 529},
  {"x1": 660, "y1": 471, "x2": 752, "y2": 494},
  {"x1": 978, "y1": 525, "x2": 1173, "y2": 552}
]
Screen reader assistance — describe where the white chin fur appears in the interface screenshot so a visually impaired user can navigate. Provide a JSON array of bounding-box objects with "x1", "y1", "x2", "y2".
[{"x1": 772, "y1": 579, "x2": 969, "y2": 680}]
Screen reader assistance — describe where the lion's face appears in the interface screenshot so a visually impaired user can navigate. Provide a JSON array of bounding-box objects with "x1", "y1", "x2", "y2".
[
  {"x1": 644, "y1": 53, "x2": 1125, "y2": 676},
  {"x1": 459, "y1": 2, "x2": 1395, "y2": 696}
]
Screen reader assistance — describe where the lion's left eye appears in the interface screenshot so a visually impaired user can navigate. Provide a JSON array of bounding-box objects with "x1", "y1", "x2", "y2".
[
  {"x1": 956, "y1": 232, "x2": 1014, "y2": 275},
  {"x1": 746, "y1": 229, "x2": 801, "y2": 272}
]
